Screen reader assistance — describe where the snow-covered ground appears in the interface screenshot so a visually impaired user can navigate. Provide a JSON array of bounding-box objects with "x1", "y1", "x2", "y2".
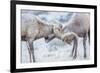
[{"x1": 21, "y1": 37, "x2": 90, "y2": 63}]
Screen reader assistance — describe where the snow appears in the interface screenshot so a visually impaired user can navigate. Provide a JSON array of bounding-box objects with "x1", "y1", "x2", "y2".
[{"x1": 21, "y1": 37, "x2": 90, "y2": 63}]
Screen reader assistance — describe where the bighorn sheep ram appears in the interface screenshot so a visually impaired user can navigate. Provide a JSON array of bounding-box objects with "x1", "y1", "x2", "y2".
[
  {"x1": 21, "y1": 16, "x2": 63, "y2": 62},
  {"x1": 62, "y1": 13, "x2": 90, "y2": 58},
  {"x1": 53, "y1": 24, "x2": 78, "y2": 58}
]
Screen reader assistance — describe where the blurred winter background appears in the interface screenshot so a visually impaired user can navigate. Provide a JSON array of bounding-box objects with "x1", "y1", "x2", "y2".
[{"x1": 21, "y1": 10, "x2": 90, "y2": 63}]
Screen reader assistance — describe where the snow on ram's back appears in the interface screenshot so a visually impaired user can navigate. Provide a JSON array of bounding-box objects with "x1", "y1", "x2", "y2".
[{"x1": 21, "y1": 10, "x2": 90, "y2": 63}]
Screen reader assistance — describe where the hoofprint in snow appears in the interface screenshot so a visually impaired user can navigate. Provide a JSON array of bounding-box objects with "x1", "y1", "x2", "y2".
[{"x1": 21, "y1": 37, "x2": 90, "y2": 63}]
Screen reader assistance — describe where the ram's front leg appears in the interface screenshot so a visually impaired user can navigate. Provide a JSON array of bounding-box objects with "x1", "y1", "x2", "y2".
[
  {"x1": 72, "y1": 37, "x2": 78, "y2": 59},
  {"x1": 71, "y1": 40, "x2": 75, "y2": 57},
  {"x1": 26, "y1": 41, "x2": 33, "y2": 63},
  {"x1": 83, "y1": 33, "x2": 87, "y2": 58},
  {"x1": 28, "y1": 38, "x2": 36, "y2": 62}
]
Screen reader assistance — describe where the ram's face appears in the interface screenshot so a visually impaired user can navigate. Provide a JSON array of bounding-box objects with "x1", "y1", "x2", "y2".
[{"x1": 54, "y1": 24, "x2": 63, "y2": 32}]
